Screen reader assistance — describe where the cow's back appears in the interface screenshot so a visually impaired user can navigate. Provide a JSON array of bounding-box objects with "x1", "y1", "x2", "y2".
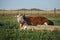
[
  {"x1": 30, "y1": 16, "x2": 48, "y2": 25},
  {"x1": 30, "y1": 16, "x2": 41, "y2": 25}
]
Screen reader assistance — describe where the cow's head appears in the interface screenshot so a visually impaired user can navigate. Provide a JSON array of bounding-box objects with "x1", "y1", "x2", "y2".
[{"x1": 17, "y1": 14, "x2": 25, "y2": 27}]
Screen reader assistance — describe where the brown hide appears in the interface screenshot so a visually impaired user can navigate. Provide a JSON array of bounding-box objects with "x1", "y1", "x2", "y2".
[{"x1": 23, "y1": 16, "x2": 49, "y2": 25}]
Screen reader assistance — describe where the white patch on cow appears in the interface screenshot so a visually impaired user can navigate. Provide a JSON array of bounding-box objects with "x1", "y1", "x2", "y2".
[
  {"x1": 16, "y1": 15, "x2": 22, "y2": 28},
  {"x1": 17, "y1": 15, "x2": 24, "y2": 22},
  {"x1": 23, "y1": 25, "x2": 27, "y2": 30},
  {"x1": 17, "y1": 15, "x2": 24, "y2": 25},
  {"x1": 17, "y1": 15, "x2": 24, "y2": 23},
  {"x1": 44, "y1": 22, "x2": 48, "y2": 25}
]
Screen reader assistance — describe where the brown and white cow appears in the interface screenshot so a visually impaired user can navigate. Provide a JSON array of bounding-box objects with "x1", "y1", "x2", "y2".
[{"x1": 17, "y1": 14, "x2": 54, "y2": 29}]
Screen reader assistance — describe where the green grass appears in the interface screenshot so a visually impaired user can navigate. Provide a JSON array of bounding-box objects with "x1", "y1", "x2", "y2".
[
  {"x1": 0, "y1": 15, "x2": 60, "y2": 40},
  {"x1": 0, "y1": 29, "x2": 60, "y2": 40},
  {"x1": 52, "y1": 20, "x2": 60, "y2": 26},
  {"x1": 0, "y1": 16, "x2": 19, "y2": 29},
  {"x1": 45, "y1": 16, "x2": 60, "y2": 26}
]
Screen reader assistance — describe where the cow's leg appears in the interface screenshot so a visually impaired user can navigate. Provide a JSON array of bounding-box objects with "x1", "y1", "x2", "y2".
[
  {"x1": 23, "y1": 25, "x2": 27, "y2": 30},
  {"x1": 20, "y1": 24, "x2": 22, "y2": 27},
  {"x1": 20, "y1": 23, "x2": 28, "y2": 30},
  {"x1": 20, "y1": 23, "x2": 25, "y2": 30},
  {"x1": 44, "y1": 22, "x2": 48, "y2": 25},
  {"x1": 20, "y1": 24, "x2": 22, "y2": 29}
]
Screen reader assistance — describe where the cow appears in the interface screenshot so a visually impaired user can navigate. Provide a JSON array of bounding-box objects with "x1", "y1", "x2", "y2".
[
  {"x1": 23, "y1": 15, "x2": 49, "y2": 25},
  {"x1": 17, "y1": 14, "x2": 54, "y2": 29}
]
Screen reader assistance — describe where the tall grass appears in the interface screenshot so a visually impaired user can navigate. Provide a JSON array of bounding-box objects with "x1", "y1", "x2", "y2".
[
  {"x1": 0, "y1": 29, "x2": 60, "y2": 40},
  {"x1": 0, "y1": 16, "x2": 19, "y2": 29},
  {"x1": 0, "y1": 15, "x2": 60, "y2": 40}
]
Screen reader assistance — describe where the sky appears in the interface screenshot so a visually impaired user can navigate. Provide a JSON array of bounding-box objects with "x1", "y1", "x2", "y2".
[{"x1": 0, "y1": 0, "x2": 60, "y2": 10}]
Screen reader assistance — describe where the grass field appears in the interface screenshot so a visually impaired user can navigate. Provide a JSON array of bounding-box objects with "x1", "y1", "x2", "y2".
[{"x1": 0, "y1": 10, "x2": 60, "y2": 40}]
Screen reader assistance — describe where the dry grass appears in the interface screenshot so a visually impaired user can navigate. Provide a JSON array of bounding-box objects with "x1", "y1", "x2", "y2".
[{"x1": 0, "y1": 10, "x2": 60, "y2": 15}]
